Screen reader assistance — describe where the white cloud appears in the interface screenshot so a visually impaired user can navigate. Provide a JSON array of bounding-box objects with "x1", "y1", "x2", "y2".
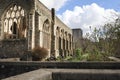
[
  {"x1": 57, "y1": 3, "x2": 119, "y2": 35},
  {"x1": 40, "y1": 0, "x2": 68, "y2": 11}
]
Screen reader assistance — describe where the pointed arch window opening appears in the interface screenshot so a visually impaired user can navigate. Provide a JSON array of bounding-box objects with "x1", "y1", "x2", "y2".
[
  {"x1": 10, "y1": 22, "x2": 17, "y2": 38},
  {"x1": 43, "y1": 19, "x2": 50, "y2": 33},
  {"x1": 42, "y1": 19, "x2": 50, "y2": 49},
  {"x1": 56, "y1": 27, "x2": 60, "y2": 50},
  {"x1": 3, "y1": 4, "x2": 26, "y2": 39}
]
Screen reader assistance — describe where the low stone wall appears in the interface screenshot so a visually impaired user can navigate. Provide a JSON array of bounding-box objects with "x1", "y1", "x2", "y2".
[
  {"x1": 0, "y1": 61, "x2": 120, "y2": 69},
  {"x1": 0, "y1": 39, "x2": 27, "y2": 58},
  {"x1": 3, "y1": 69, "x2": 52, "y2": 80},
  {"x1": 3, "y1": 69, "x2": 120, "y2": 80},
  {"x1": 0, "y1": 61, "x2": 120, "y2": 79},
  {"x1": 52, "y1": 69, "x2": 120, "y2": 80}
]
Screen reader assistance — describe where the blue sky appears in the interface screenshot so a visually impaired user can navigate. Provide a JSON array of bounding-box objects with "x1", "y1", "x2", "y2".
[
  {"x1": 40, "y1": 0, "x2": 120, "y2": 35},
  {"x1": 57, "y1": 0, "x2": 120, "y2": 14}
]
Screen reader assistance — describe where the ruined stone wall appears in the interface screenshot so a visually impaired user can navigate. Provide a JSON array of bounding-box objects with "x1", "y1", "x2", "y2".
[
  {"x1": 35, "y1": 0, "x2": 52, "y2": 19},
  {"x1": 55, "y1": 17, "x2": 73, "y2": 57},
  {"x1": 0, "y1": 39, "x2": 27, "y2": 58},
  {"x1": 34, "y1": 0, "x2": 52, "y2": 57},
  {"x1": 34, "y1": 0, "x2": 73, "y2": 58},
  {"x1": 0, "y1": 0, "x2": 34, "y2": 58},
  {"x1": 0, "y1": 0, "x2": 34, "y2": 39},
  {"x1": 0, "y1": 0, "x2": 73, "y2": 58},
  {"x1": 55, "y1": 17, "x2": 72, "y2": 33}
]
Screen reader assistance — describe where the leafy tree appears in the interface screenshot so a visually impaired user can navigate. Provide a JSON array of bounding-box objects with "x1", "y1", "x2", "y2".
[{"x1": 81, "y1": 16, "x2": 120, "y2": 61}]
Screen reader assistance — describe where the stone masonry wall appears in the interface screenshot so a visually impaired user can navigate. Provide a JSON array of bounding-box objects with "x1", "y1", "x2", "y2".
[
  {"x1": 0, "y1": 61, "x2": 120, "y2": 79},
  {"x1": 0, "y1": 39, "x2": 27, "y2": 58},
  {"x1": 0, "y1": 0, "x2": 34, "y2": 40}
]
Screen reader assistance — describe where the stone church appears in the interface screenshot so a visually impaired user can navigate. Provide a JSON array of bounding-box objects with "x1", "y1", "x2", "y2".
[{"x1": 0, "y1": 0, "x2": 73, "y2": 58}]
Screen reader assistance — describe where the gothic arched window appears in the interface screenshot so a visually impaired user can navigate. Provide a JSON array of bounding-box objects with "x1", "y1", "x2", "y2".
[
  {"x1": 43, "y1": 19, "x2": 50, "y2": 33},
  {"x1": 3, "y1": 4, "x2": 26, "y2": 39},
  {"x1": 42, "y1": 19, "x2": 50, "y2": 49}
]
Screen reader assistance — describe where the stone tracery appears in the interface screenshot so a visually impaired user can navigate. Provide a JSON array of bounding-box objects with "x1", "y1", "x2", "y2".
[{"x1": 3, "y1": 4, "x2": 26, "y2": 39}]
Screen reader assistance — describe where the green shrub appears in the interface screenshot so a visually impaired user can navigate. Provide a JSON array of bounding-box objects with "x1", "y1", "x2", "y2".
[
  {"x1": 86, "y1": 51, "x2": 104, "y2": 61},
  {"x1": 64, "y1": 56, "x2": 73, "y2": 61},
  {"x1": 32, "y1": 46, "x2": 48, "y2": 61},
  {"x1": 75, "y1": 48, "x2": 82, "y2": 59}
]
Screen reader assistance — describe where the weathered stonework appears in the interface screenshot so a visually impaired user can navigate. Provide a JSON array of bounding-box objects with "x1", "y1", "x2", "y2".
[
  {"x1": 0, "y1": 39, "x2": 27, "y2": 58},
  {"x1": 1, "y1": 62, "x2": 120, "y2": 79},
  {"x1": 0, "y1": 0, "x2": 73, "y2": 58}
]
